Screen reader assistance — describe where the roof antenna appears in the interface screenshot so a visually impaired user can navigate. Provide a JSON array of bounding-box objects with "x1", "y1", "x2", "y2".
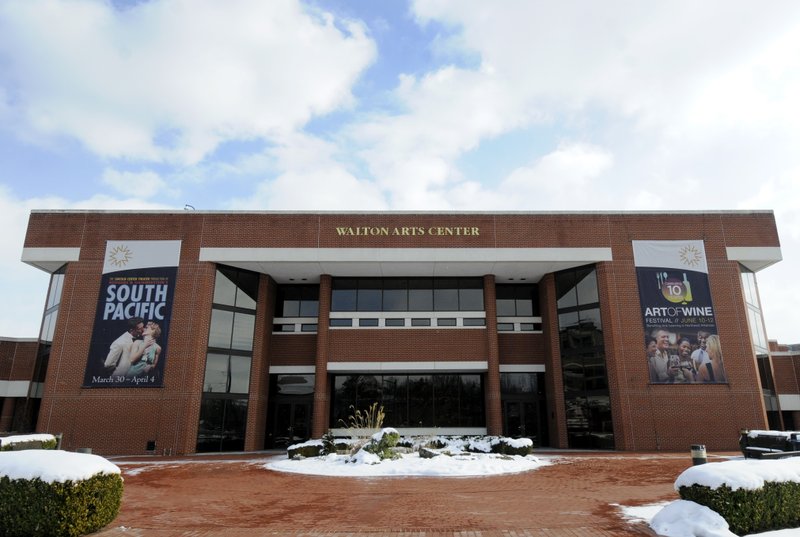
[{"x1": 184, "y1": 204, "x2": 195, "y2": 210}]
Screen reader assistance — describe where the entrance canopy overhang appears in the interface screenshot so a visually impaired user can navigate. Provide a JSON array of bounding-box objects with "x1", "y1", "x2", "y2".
[{"x1": 197, "y1": 247, "x2": 615, "y2": 283}]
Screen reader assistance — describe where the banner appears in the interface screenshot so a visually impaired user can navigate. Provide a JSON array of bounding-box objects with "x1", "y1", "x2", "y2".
[
  {"x1": 83, "y1": 240, "x2": 181, "y2": 388},
  {"x1": 633, "y1": 240, "x2": 727, "y2": 384}
]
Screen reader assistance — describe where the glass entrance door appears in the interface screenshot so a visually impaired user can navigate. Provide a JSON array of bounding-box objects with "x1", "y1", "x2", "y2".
[
  {"x1": 272, "y1": 402, "x2": 311, "y2": 448},
  {"x1": 503, "y1": 400, "x2": 540, "y2": 445}
]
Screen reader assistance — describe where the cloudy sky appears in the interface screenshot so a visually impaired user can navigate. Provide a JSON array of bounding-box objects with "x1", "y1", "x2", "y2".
[{"x1": 0, "y1": 0, "x2": 798, "y2": 343}]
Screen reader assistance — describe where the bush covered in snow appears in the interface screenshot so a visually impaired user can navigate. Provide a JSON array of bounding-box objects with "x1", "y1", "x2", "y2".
[
  {"x1": 0, "y1": 434, "x2": 58, "y2": 451},
  {"x1": 676, "y1": 458, "x2": 800, "y2": 535},
  {"x1": 0, "y1": 451, "x2": 123, "y2": 537},
  {"x1": 287, "y1": 433, "x2": 533, "y2": 460},
  {"x1": 363, "y1": 428, "x2": 401, "y2": 460}
]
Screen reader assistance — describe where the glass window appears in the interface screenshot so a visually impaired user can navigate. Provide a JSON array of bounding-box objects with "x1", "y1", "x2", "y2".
[
  {"x1": 411, "y1": 318, "x2": 431, "y2": 327},
  {"x1": 579, "y1": 307, "x2": 603, "y2": 332},
  {"x1": 357, "y1": 280, "x2": 382, "y2": 311},
  {"x1": 229, "y1": 355, "x2": 251, "y2": 393},
  {"x1": 520, "y1": 323, "x2": 535, "y2": 331},
  {"x1": 356, "y1": 375, "x2": 381, "y2": 408},
  {"x1": 463, "y1": 318, "x2": 485, "y2": 327},
  {"x1": 331, "y1": 279, "x2": 357, "y2": 311},
  {"x1": 434, "y1": 375, "x2": 460, "y2": 425},
  {"x1": 299, "y1": 286, "x2": 319, "y2": 317},
  {"x1": 408, "y1": 279, "x2": 433, "y2": 311},
  {"x1": 278, "y1": 286, "x2": 300, "y2": 316},
  {"x1": 497, "y1": 284, "x2": 538, "y2": 316},
  {"x1": 329, "y1": 318, "x2": 352, "y2": 327},
  {"x1": 203, "y1": 353, "x2": 228, "y2": 392},
  {"x1": 459, "y1": 279, "x2": 484, "y2": 311},
  {"x1": 575, "y1": 268, "x2": 599, "y2": 305},
  {"x1": 497, "y1": 323, "x2": 514, "y2": 331},
  {"x1": 235, "y1": 271, "x2": 259, "y2": 309},
  {"x1": 496, "y1": 298, "x2": 516, "y2": 317},
  {"x1": 301, "y1": 323, "x2": 317, "y2": 332},
  {"x1": 558, "y1": 311, "x2": 579, "y2": 329},
  {"x1": 40, "y1": 311, "x2": 58, "y2": 343},
  {"x1": 382, "y1": 375, "x2": 407, "y2": 426},
  {"x1": 276, "y1": 374, "x2": 315, "y2": 395},
  {"x1": 437, "y1": 318, "x2": 456, "y2": 327},
  {"x1": 359, "y1": 318, "x2": 379, "y2": 327},
  {"x1": 385, "y1": 318, "x2": 405, "y2": 327},
  {"x1": 460, "y1": 374, "x2": 485, "y2": 427},
  {"x1": 213, "y1": 269, "x2": 238, "y2": 307},
  {"x1": 383, "y1": 279, "x2": 408, "y2": 311},
  {"x1": 434, "y1": 279, "x2": 459, "y2": 311},
  {"x1": 46, "y1": 272, "x2": 65, "y2": 309},
  {"x1": 231, "y1": 313, "x2": 255, "y2": 351},
  {"x1": 208, "y1": 309, "x2": 234, "y2": 349},
  {"x1": 333, "y1": 375, "x2": 358, "y2": 425},
  {"x1": 556, "y1": 271, "x2": 577, "y2": 310},
  {"x1": 196, "y1": 398, "x2": 226, "y2": 452},
  {"x1": 408, "y1": 375, "x2": 433, "y2": 426},
  {"x1": 501, "y1": 373, "x2": 536, "y2": 394},
  {"x1": 277, "y1": 285, "x2": 319, "y2": 317},
  {"x1": 220, "y1": 399, "x2": 248, "y2": 452}
]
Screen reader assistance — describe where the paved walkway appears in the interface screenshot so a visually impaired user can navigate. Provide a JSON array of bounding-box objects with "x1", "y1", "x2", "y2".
[{"x1": 95, "y1": 450, "x2": 733, "y2": 537}]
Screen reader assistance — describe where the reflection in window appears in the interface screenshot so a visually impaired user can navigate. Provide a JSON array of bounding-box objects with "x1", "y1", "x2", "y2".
[
  {"x1": 331, "y1": 374, "x2": 485, "y2": 428},
  {"x1": 496, "y1": 284, "x2": 539, "y2": 317},
  {"x1": 275, "y1": 285, "x2": 319, "y2": 317},
  {"x1": 331, "y1": 278, "x2": 484, "y2": 312},
  {"x1": 556, "y1": 265, "x2": 613, "y2": 450},
  {"x1": 200, "y1": 265, "x2": 259, "y2": 452},
  {"x1": 196, "y1": 398, "x2": 248, "y2": 452},
  {"x1": 275, "y1": 374, "x2": 315, "y2": 395}
]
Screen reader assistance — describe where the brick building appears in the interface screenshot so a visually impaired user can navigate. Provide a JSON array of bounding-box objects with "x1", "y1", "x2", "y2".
[{"x1": 8, "y1": 210, "x2": 786, "y2": 455}]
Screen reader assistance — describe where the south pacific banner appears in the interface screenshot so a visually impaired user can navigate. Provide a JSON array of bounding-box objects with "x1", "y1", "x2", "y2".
[
  {"x1": 83, "y1": 240, "x2": 181, "y2": 388},
  {"x1": 633, "y1": 240, "x2": 727, "y2": 384}
]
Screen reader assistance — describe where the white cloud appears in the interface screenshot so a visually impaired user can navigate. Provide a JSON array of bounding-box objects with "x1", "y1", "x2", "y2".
[
  {"x1": 338, "y1": 0, "x2": 800, "y2": 215},
  {"x1": 228, "y1": 133, "x2": 388, "y2": 210},
  {"x1": 0, "y1": 0, "x2": 376, "y2": 164},
  {"x1": 102, "y1": 168, "x2": 177, "y2": 200},
  {"x1": 499, "y1": 143, "x2": 614, "y2": 204}
]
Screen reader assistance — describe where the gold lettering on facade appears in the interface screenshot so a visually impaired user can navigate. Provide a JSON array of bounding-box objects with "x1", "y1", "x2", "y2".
[
  {"x1": 335, "y1": 227, "x2": 390, "y2": 236},
  {"x1": 336, "y1": 226, "x2": 479, "y2": 237}
]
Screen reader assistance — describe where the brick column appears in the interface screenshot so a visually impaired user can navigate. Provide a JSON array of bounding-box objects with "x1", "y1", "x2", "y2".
[
  {"x1": 244, "y1": 274, "x2": 273, "y2": 451},
  {"x1": 541, "y1": 273, "x2": 568, "y2": 448},
  {"x1": 312, "y1": 274, "x2": 332, "y2": 439},
  {"x1": 483, "y1": 275, "x2": 502, "y2": 436}
]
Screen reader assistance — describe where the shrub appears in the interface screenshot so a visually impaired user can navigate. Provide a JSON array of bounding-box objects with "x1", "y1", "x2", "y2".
[
  {"x1": 0, "y1": 434, "x2": 58, "y2": 451},
  {"x1": 321, "y1": 430, "x2": 337, "y2": 456},
  {"x1": 363, "y1": 428, "x2": 401, "y2": 460},
  {"x1": 679, "y1": 481, "x2": 800, "y2": 535},
  {"x1": 338, "y1": 403, "x2": 385, "y2": 435},
  {"x1": 287, "y1": 441, "x2": 323, "y2": 459},
  {"x1": 0, "y1": 473, "x2": 123, "y2": 537}
]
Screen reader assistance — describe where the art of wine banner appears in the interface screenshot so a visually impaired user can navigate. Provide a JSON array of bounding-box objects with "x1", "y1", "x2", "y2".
[
  {"x1": 633, "y1": 240, "x2": 727, "y2": 384},
  {"x1": 83, "y1": 240, "x2": 181, "y2": 388}
]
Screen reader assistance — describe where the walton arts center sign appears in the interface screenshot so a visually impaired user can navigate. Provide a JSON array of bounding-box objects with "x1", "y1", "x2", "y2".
[{"x1": 335, "y1": 225, "x2": 481, "y2": 237}]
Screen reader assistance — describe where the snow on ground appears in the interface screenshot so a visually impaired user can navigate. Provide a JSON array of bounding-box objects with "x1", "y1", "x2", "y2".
[
  {"x1": 266, "y1": 434, "x2": 549, "y2": 477},
  {"x1": 266, "y1": 450, "x2": 550, "y2": 477}
]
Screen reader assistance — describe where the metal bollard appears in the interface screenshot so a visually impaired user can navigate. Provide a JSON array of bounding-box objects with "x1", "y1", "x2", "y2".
[{"x1": 691, "y1": 444, "x2": 707, "y2": 465}]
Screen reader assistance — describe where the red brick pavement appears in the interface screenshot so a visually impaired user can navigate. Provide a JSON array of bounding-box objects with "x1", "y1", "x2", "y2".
[{"x1": 93, "y1": 451, "x2": 731, "y2": 537}]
